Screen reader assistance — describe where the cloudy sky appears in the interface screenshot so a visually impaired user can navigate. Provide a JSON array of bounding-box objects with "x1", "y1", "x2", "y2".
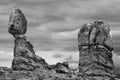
[{"x1": 0, "y1": 0, "x2": 120, "y2": 73}]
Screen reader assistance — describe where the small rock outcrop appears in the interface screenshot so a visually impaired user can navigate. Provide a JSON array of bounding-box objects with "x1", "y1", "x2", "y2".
[
  {"x1": 48, "y1": 62, "x2": 71, "y2": 74},
  {"x1": 55, "y1": 62, "x2": 70, "y2": 74},
  {"x1": 8, "y1": 8, "x2": 48, "y2": 71},
  {"x1": 78, "y1": 21, "x2": 115, "y2": 79}
]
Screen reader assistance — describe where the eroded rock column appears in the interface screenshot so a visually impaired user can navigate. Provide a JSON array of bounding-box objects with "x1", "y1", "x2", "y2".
[
  {"x1": 78, "y1": 21, "x2": 115, "y2": 79},
  {"x1": 8, "y1": 8, "x2": 47, "y2": 71}
]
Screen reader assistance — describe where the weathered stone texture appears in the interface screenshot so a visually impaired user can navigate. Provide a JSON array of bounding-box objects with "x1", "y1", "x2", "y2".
[
  {"x1": 8, "y1": 8, "x2": 27, "y2": 35},
  {"x1": 78, "y1": 21, "x2": 115, "y2": 79},
  {"x1": 48, "y1": 62, "x2": 71, "y2": 74},
  {"x1": 13, "y1": 35, "x2": 35, "y2": 57},
  {"x1": 0, "y1": 8, "x2": 118, "y2": 80},
  {"x1": 12, "y1": 36, "x2": 48, "y2": 71},
  {"x1": 8, "y1": 8, "x2": 48, "y2": 71}
]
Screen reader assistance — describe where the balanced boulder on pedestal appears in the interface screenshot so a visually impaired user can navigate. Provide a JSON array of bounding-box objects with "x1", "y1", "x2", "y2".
[
  {"x1": 8, "y1": 8, "x2": 48, "y2": 71},
  {"x1": 4, "y1": 8, "x2": 117, "y2": 79}
]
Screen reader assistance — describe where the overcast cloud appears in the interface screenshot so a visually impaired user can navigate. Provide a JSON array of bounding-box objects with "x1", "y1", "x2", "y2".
[{"x1": 0, "y1": 0, "x2": 120, "y2": 72}]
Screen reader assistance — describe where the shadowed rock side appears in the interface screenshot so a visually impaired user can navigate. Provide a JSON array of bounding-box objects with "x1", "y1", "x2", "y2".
[
  {"x1": 0, "y1": 8, "x2": 119, "y2": 80},
  {"x1": 78, "y1": 21, "x2": 115, "y2": 79}
]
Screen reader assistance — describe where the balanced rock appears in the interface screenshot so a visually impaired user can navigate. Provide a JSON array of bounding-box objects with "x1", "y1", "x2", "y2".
[
  {"x1": 8, "y1": 8, "x2": 48, "y2": 71},
  {"x1": 8, "y1": 8, "x2": 27, "y2": 35},
  {"x1": 78, "y1": 21, "x2": 115, "y2": 79},
  {"x1": 4, "y1": 8, "x2": 118, "y2": 79}
]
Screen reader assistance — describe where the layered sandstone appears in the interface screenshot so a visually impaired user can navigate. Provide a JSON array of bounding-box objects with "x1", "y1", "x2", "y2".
[{"x1": 78, "y1": 21, "x2": 115, "y2": 79}]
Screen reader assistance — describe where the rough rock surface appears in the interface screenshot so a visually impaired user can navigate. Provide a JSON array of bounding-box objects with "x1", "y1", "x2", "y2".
[
  {"x1": 48, "y1": 62, "x2": 71, "y2": 74},
  {"x1": 0, "y1": 9, "x2": 118, "y2": 80},
  {"x1": 78, "y1": 21, "x2": 115, "y2": 79},
  {"x1": 8, "y1": 8, "x2": 48, "y2": 71},
  {"x1": 8, "y1": 8, "x2": 27, "y2": 35}
]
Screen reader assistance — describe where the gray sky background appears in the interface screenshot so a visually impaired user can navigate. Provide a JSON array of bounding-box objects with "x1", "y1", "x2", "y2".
[{"x1": 0, "y1": 0, "x2": 120, "y2": 72}]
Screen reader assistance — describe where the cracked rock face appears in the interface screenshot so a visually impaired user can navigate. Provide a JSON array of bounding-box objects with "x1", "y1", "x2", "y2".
[{"x1": 78, "y1": 21, "x2": 115, "y2": 78}]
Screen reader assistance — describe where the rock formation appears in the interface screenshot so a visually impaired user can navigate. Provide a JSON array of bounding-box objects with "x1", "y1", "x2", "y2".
[
  {"x1": 0, "y1": 8, "x2": 119, "y2": 80},
  {"x1": 8, "y1": 8, "x2": 27, "y2": 35},
  {"x1": 78, "y1": 21, "x2": 115, "y2": 79},
  {"x1": 48, "y1": 62, "x2": 71, "y2": 74},
  {"x1": 8, "y1": 8, "x2": 48, "y2": 71}
]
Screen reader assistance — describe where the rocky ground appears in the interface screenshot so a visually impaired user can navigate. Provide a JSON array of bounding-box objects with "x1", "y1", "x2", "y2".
[{"x1": 0, "y1": 66, "x2": 119, "y2": 80}]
